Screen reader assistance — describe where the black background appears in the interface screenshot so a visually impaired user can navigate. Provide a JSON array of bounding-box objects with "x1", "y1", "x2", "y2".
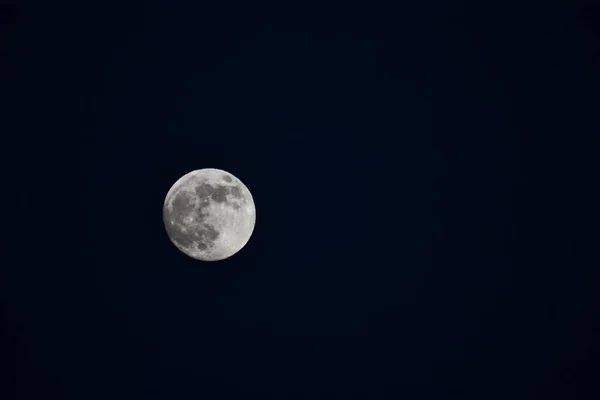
[{"x1": 2, "y1": 1, "x2": 598, "y2": 399}]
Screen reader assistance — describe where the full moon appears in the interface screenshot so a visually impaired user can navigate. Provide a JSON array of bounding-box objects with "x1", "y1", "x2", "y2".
[{"x1": 163, "y1": 168, "x2": 256, "y2": 261}]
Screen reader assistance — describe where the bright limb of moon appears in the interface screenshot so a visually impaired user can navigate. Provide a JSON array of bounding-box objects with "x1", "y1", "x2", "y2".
[{"x1": 163, "y1": 168, "x2": 256, "y2": 261}]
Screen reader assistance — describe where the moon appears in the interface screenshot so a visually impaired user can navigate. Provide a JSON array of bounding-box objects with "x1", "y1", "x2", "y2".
[{"x1": 163, "y1": 168, "x2": 256, "y2": 261}]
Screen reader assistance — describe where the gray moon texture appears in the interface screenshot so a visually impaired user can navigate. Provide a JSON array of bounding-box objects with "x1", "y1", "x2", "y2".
[{"x1": 163, "y1": 168, "x2": 256, "y2": 261}]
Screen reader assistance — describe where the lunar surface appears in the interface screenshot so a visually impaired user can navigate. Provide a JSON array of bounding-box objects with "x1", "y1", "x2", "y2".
[{"x1": 163, "y1": 168, "x2": 256, "y2": 261}]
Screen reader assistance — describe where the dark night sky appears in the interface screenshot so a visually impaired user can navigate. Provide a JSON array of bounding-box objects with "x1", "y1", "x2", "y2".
[{"x1": 2, "y1": 1, "x2": 598, "y2": 399}]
